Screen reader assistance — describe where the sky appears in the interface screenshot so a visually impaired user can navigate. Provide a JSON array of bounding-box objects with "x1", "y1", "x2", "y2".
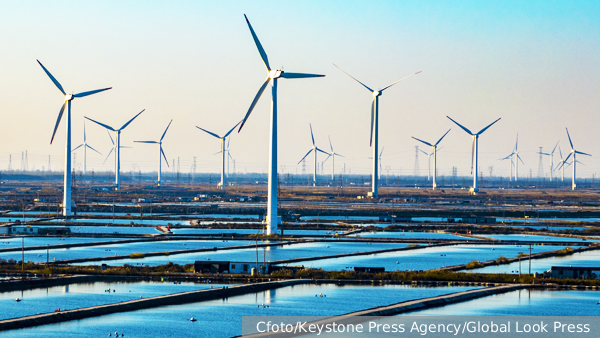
[{"x1": 0, "y1": 0, "x2": 598, "y2": 179}]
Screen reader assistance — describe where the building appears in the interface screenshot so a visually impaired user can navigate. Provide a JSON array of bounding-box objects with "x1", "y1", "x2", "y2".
[
  {"x1": 7, "y1": 226, "x2": 71, "y2": 235},
  {"x1": 461, "y1": 217, "x2": 496, "y2": 224},
  {"x1": 547, "y1": 266, "x2": 600, "y2": 280},
  {"x1": 194, "y1": 260, "x2": 270, "y2": 274}
]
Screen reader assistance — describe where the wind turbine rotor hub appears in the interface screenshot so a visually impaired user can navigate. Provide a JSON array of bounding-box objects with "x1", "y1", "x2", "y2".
[
  {"x1": 373, "y1": 91, "x2": 381, "y2": 97},
  {"x1": 65, "y1": 94, "x2": 74, "y2": 101},
  {"x1": 269, "y1": 70, "x2": 283, "y2": 79}
]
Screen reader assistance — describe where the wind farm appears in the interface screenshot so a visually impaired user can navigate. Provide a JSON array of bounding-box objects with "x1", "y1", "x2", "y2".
[{"x1": 1, "y1": 2, "x2": 599, "y2": 337}]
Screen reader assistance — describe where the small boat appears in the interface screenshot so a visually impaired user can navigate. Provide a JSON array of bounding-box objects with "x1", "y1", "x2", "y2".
[
  {"x1": 15, "y1": 298, "x2": 21, "y2": 302},
  {"x1": 189, "y1": 317, "x2": 197, "y2": 322}
]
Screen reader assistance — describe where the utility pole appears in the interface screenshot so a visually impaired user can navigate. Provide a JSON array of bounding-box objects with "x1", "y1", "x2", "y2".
[{"x1": 529, "y1": 244, "x2": 532, "y2": 275}]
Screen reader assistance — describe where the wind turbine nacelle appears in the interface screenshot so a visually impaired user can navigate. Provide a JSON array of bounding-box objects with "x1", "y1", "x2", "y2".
[
  {"x1": 372, "y1": 91, "x2": 381, "y2": 97},
  {"x1": 65, "y1": 94, "x2": 74, "y2": 101},
  {"x1": 269, "y1": 70, "x2": 283, "y2": 79}
]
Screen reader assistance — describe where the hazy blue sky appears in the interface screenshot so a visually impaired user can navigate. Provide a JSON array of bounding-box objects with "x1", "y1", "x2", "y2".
[{"x1": 0, "y1": 0, "x2": 598, "y2": 178}]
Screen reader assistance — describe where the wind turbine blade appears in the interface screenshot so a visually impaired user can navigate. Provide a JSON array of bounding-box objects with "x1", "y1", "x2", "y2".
[
  {"x1": 434, "y1": 129, "x2": 451, "y2": 146},
  {"x1": 563, "y1": 153, "x2": 572, "y2": 163},
  {"x1": 161, "y1": 146, "x2": 169, "y2": 167},
  {"x1": 228, "y1": 152, "x2": 234, "y2": 161},
  {"x1": 328, "y1": 135, "x2": 333, "y2": 152},
  {"x1": 102, "y1": 147, "x2": 114, "y2": 165},
  {"x1": 323, "y1": 154, "x2": 331, "y2": 163},
  {"x1": 85, "y1": 116, "x2": 116, "y2": 131},
  {"x1": 380, "y1": 146, "x2": 384, "y2": 158},
  {"x1": 50, "y1": 101, "x2": 66, "y2": 144},
  {"x1": 575, "y1": 150, "x2": 592, "y2": 156},
  {"x1": 298, "y1": 148, "x2": 313, "y2": 164},
  {"x1": 224, "y1": 121, "x2": 241, "y2": 138},
  {"x1": 515, "y1": 133, "x2": 519, "y2": 151},
  {"x1": 119, "y1": 109, "x2": 145, "y2": 130},
  {"x1": 72, "y1": 144, "x2": 84, "y2": 151},
  {"x1": 160, "y1": 119, "x2": 173, "y2": 141},
  {"x1": 213, "y1": 151, "x2": 223, "y2": 156},
  {"x1": 316, "y1": 147, "x2": 330, "y2": 155},
  {"x1": 244, "y1": 14, "x2": 270, "y2": 71},
  {"x1": 411, "y1": 136, "x2": 433, "y2": 147},
  {"x1": 332, "y1": 64, "x2": 373, "y2": 92},
  {"x1": 107, "y1": 130, "x2": 114, "y2": 146},
  {"x1": 196, "y1": 126, "x2": 221, "y2": 139},
  {"x1": 379, "y1": 71, "x2": 422, "y2": 92},
  {"x1": 227, "y1": 137, "x2": 230, "y2": 149},
  {"x1": 280, "y1": 72, "x2": 325, "y2": 79},
  {"x1": 310, "y1": 124, "x2": 315, "y2": 146},
  {"x1": 558, "y1": 146, "x2": 563, "y2": 160},
  {"x1": 335, "y1": 153, "x2": 345, "y2": 158},
  {"x1": 36, "y1": 60, "x2": 66, "y2": 95},
  {"x1": 83, "y1": 121, "x2": 87, "y2": 142},
  {"x1": 551, "y1": 140, "x2": 559, "y2": 155},
  {"x1": 446, "y1": 116, "x2": 473, "y2": 135},
  {"x1": 576, "y1": 160, "x2": 585, "y2": 165},
  {"x1": 517, "y1": 154, "x2": 525, "y2": 164},
  {"x1": 418, "y1": 149, "x2": 429, "y2": 156},
  {"x1": 86, "y1": 144, "x2": 102, "y2": 155},
  {"x1": 73, "y1": 87, "x2": 112, "y2": 98},
  {"x1": 566, "y1": 128, "x2": 574, "y2": 149},
  {"x1": 476, "y1": 118, "x2": 501, "y2": 135},
  {"x1": 239, "y1": 77, "x2": 271, "y2": 132},
  {"x1": 134, "y1": 141, "x2": 159, "y2": 144},
  {"x1": 369, "y1": 98, "x2": 375, "y2": 146}
]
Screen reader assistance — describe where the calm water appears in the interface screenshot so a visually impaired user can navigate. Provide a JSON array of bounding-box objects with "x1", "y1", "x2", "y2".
[
  {"x1": 291, "y1": 244, "x2": 570, "y2": 271},
  {"x1": 72, "y1": 241, "x2": 410, "y2": 266},
  {"x1": 484, "y1": 234, "x2": 598, "y2": 242},
  {"x1": 400, "y1": 289, "x2": 600, "y2": 316},
  {"x1": 0, "y1": 280, "x2": 230, "y2": 320},
  {"x1": 471, "y1": 250, "x2": 600, "y2": 274},
  {"x1": 5, "y1": 284, "x2": 481, "y2": 338},
  {"x1": 2, "y1": 240, "x2": 276, "y2": 263},
  {"x1": 350, "y1": 231, "x2": 475, "y2": 240},
  {"x1": 69, "y1": 226, "x2": 161, "y2": 235},
  {"x1": 0, "y1": 237, "x2": 130, "y2": 248}
]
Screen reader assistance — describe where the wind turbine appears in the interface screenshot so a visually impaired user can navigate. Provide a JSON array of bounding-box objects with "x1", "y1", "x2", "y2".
[
  {"x1": 214, "y1": 138, "x2": 235, "y2": 178},
  {"x1": 412, "y1": 129, "x2": 450, "y2": 190},
  {"x1": 237, "y1": 14, "x2": 325, "y2": 234},
  {"x1": 501, "y1": 134, "x2": 524, "y2": 182},
  {"x1": 37, "y1": 60, "x2": 112, "y2": 216},
  {"x1": 499, "y1": 153, "x2": 514, "y2": 182},
  {"x1": 85, "y1": 110, "x2": 144, "y2": 190},
  {"x1": 548, "y1": 141, "x2": 559, "y2": 182},
  {"x1": 297, "y1": 124, "x2": 330, "y2": 187},
  {"x1": 323, "y1": 136, "x2": 344, "y2": 180},
  {"x1": 555, "y1": 146, "x2": 572, "y2": 182},
  {"x1": 134, "y1": 120, "x2": 173, "y2": 187},
  {"x1": 334, "y1": 64, "x2": 421, "y2": 198},
  {"x1": 447, "y1": 116, "x2": 501, "y2": 193},
  {"x1": 197, "y1": 121, "x2": 240, "y2": 190},
  {"x1": 73, "y1": 121, "x2": 102, "y2": 174},
  {"x1": 557, "y1": 128, "x2": 591, "y2": 190}
]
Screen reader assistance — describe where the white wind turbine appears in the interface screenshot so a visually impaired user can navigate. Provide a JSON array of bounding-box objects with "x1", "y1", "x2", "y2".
[
  {"x1": 548, "y1": 141, "x2": 559, "y2": 182},
  {"x1": 197, "y1": 121, "x2": 240, "y2": 190},
  {"x1": 323, "y1": 136, "x2": 344, "y2": 180},
  {"x1": 557, "y1": 128, "x2": 591, "y2": 190},
  {"x1": 298, "y1": 124, "x2": 330, "y2": 187},
  {"x1": 237, "y1": 14, "x2": 325, "y2": 234},
  {"x1": 214, "y1": 138, "x2": 234, "y2": 178},
  {"x1": 555, "y1": 146, "x2": 572, "y2": 182},
  {"x1": 134, "y1": 120, "x2": 173, "y2": 187},
  {"x1": 37, "y1": 60, "x2": 112, "y2": 216},
  {"x1": 73, "y1": 121, "x2": 102, "y2": 174},
  {"x1": 412, "y1": 129, "x2": 450, "y2": 190},
  {"x1": 334, "y1": 64, "x2": 421, "y2": 198},
  {"x1": 85, "y1": 110, "x2": 144, "y2": 190},
  {"x1": 447, "y1": 116, "x2": 501, "y2": 193},
  {"x1": 500, "y1": 134, "x2": 524, "y2": 182}
]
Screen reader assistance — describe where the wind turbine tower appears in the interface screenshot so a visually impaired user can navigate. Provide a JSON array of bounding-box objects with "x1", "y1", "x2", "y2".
[
  {"x1": 237, "y1": 15, "x2": 324, "y2": 234},
  {"x1": 297, "y1": 124, "x2": 330, "y2": 187},
  {"x1": 73, "y1": 121, "x2": 102, "y2": 173},
  {"x1": 558, "y1": 128, "x2": 591, "y2": 190}
]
